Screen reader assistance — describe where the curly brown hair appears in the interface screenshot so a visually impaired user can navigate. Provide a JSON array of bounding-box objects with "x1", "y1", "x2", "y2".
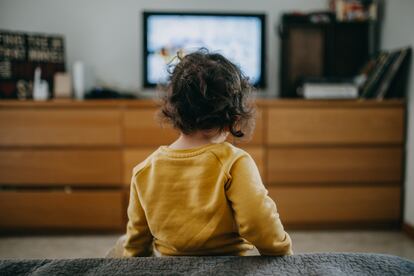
[{"x1": 159, "y1": 49, "x2": 255, "y2": 140}]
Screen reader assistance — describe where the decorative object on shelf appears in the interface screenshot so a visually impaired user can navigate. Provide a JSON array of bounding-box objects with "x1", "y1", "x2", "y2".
[
  {"x1": 16, "y1": 80, "x2": 32, "y2": 100},
  {"x1": 54, "y1": 72, "x2": 72, "y2": 99},
  {"x1": 32, "y1": 67, "x2": 49, "y2": 101},
  {"x1": 73, "y1": 61, "x2": 84, "y2": 100},
  {"x1": 0, "y1": 30, "x2": 65, "y2": 99},
  {"x1": 330, "y1": 0, "x2": 378, "y2": 22}
]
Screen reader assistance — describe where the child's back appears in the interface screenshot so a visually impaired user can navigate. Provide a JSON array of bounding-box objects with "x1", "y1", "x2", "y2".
[{"x1": 123, "y1": 50, "x2": 292, "y2": 257}]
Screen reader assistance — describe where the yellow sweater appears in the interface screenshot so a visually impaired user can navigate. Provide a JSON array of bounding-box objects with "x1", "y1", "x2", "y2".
[{"x1": 123, "y1": 142, "x2": 292, "y2": 257}]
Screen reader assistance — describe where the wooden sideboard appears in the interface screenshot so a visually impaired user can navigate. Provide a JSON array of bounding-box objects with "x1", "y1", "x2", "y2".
[{"x1": 0, "y1": 99, "x2": 405, "y2": 232}]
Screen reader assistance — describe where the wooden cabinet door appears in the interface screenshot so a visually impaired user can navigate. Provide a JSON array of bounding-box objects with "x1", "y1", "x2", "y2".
[
  {"x1": 123, "y1": 109, "x2": 178, "y2": 146},
  {"x1": 268, "y1": 186, "x2": 401, "y2": 226},
  {"x1": 0, "y1": 109, "x2": 122, "y2": 146},
  {"x1": 0, "y1": 190, "x2": 124, "y2": 230},
  {"x1": 0, "y1": 149, "x2": 122, "y2": 186},
  {"x1": 267, "y1": 147, "x2": 402, "y2": 184},
  {"x1": 267, "y1": 107, "x2": 404, "y2": 145},
  {"x1": 232, "y1": 108, "x2": 264, "y2": 145}
]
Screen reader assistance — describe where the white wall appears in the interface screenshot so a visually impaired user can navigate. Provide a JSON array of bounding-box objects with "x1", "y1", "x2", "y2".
[
  {"x1": 0, "y1": 0, "x2": 326, "y2": 95},
  {"x1": 381, "y1": 0, "x2": 414, "y2": 226}
]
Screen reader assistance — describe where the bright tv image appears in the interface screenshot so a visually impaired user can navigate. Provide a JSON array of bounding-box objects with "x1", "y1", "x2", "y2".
[{"x1": 143, "y1": 12, "x2": 266, "y2": 88}]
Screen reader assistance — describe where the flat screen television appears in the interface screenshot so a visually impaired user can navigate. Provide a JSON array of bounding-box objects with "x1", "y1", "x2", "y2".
[{"x1": 142, "y1": 12, "x2": 266, "y2": 88}]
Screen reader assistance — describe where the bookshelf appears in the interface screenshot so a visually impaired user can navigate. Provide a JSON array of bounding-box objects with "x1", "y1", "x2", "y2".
[{"x1": 279, "y1": 16, "x2": 375, "y2": 98}]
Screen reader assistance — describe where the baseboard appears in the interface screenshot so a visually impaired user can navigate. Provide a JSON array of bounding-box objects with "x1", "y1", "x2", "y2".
[
  {"x1": 284, "y1": 221, "x2": 401, "y2": 231},
  {"x1": 403, "y1": 223, "x2": 414, "y2": 240}
]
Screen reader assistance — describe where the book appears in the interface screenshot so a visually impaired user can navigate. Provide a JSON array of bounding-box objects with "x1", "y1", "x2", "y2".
[
  {"x1": 300, "y1": 77, "x2": 358, "y2": 99},
  {"x1": 360, "y1": 52, "x2": 396, "y2": 98},
  {"x1": 376, "y1": 47, "x2": 411, "y2": 100},
  {"x1": 357, "y1": 47, "x2": 412, "y2": 99},
  {"x1": 302, "y1": 83, "x2": 358, "y2": 99}
]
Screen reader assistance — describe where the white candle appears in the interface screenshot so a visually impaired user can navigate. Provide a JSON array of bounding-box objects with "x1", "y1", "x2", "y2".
[{"x1": 73, "y1": 61, "x2": 85, "y2": 100}]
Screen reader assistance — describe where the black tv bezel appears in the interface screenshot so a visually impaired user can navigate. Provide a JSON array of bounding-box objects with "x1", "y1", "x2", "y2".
[{"x1": 142, "y1": 11, "x2": 266, "y2": 89}]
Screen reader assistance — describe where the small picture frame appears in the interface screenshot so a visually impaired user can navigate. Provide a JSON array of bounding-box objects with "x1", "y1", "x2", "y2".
[{"x1": 54, "y1": 72, "x2": 72, "y2": 98}]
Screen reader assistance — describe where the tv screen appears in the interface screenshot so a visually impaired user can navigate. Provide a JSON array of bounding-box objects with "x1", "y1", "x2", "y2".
[{"x1": 143, "y1": 12, "x2": 266, "y2": 88}]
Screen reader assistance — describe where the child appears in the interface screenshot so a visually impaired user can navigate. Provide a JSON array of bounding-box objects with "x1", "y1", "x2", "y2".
[{"x1": 123, "y1": 50, "x2": 292, "y2": 257}]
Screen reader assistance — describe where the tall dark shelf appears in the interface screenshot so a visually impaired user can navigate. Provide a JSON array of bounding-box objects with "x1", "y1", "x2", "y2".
[{"x1": 279, "y1": 16, "x2": 377, "y2": 98}]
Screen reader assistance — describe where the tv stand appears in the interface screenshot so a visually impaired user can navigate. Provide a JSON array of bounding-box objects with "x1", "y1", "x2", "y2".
[{"x1": 0, "y1": 99, "x2": 405, "y2": 231}]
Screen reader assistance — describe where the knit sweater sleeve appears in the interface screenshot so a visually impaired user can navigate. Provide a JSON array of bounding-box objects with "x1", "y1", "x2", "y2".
[
  {"x1": 225, "y1": 153, "x2": 293, "y2": 256},
  {"x1": 123, "y1": 174, "x2": 153, "y2": 257}
]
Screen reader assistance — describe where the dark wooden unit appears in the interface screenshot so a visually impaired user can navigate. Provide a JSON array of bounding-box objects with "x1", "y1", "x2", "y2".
[{"x1": 279, "y1": 15, "x2": 373, "y2": 97}]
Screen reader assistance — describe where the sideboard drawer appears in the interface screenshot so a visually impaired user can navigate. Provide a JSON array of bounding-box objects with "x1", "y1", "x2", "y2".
[
  {"x1": 267, "y1": 147, "x2": 402, "y2": 184},
  {"x1": 0, "y1": 149, "x2": 122, "y2": 186},
  {"x1": 123, "y1": 109, "x2": 178, "y2": 146},
  {"x1": 267, "y1": 107, "x2": 404, "y2": 145},
  {"x1": 268, "y1": 186, "x2": 401, "y2": 225},
  {"x1": 0, "y1": 190, "x2": 124, "y2": 230},
  {"x1": 234, "y1": 108, "x2": 264, "y2": 145},
  {"x1": 0, "y1": 109, "x2": 122, "y2": 146}
]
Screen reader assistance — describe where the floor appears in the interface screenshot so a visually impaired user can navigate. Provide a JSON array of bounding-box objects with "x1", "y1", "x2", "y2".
[{"x1": 0, "y1": 231, "x2": 413, "y2": 260}]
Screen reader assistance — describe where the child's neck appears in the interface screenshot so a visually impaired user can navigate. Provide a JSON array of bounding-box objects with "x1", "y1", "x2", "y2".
[{"x1": 169, "y1": 131, "x2": 228, "y2": 150}]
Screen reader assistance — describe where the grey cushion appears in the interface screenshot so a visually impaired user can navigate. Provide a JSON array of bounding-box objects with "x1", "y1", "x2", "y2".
[{"x1": 1, "y1": 253, "x2": 413, "y2": 275}]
